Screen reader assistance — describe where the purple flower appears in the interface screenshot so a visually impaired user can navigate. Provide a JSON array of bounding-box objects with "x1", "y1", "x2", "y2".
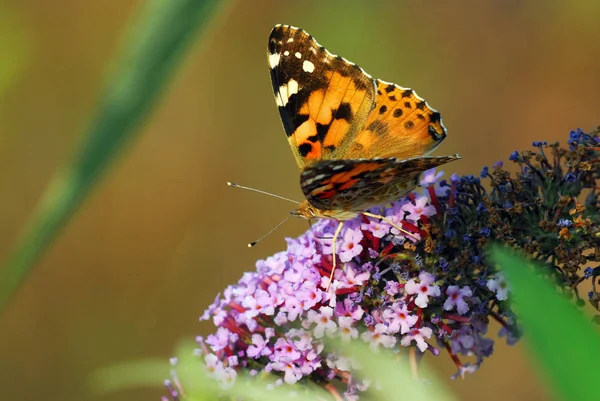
[
  {"x1": 338, "y1": 227, "x2": 364, "y2": 262},
  {"x1": 419, "y1": 168, "x2": 444, "y2": 186},
  {"x1": 361, "y1": 323, "x2": 397, "y2": 350},
  {"x1": 336, "y1": 265, "x2": 370, "y2": 289},
  {"x1": 405, "y1": 271, "x2": 441, "y2": 308},
  {"x1": 443, "y1": 285, "x2": 473, "y2": 315},
  {"x1": 247, "y1": 332, "x2": 273, "y2": 358},
  {"x1": 305, "y1": 306, "x2": 337, "y2": 338},
  {"x1": 383, "y1": 302, "x2": 418, "y2": 334},
  {"x1": 166, "y1": 130, "x2": 600, "y2": 400},
  {"x1": 400, "y1": 327, "x2": 433, "y2": 352},
  {"x1": 402, "y1": 195, "x2": 437, "y2": 222}
]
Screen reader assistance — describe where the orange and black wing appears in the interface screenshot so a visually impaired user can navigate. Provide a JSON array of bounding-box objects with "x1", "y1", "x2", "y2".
[
  {"x1": 300, "y1": 155, "x2": 460, "y2": 211},
  {"x1": 268, "y1": 24, "x2": 377, "y2": 169},
  {"x1": 346, "y1": 80, "x2": 448, "y2": 160}
]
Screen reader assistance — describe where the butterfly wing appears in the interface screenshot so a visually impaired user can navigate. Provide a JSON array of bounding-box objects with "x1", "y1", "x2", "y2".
[
  {"x1": 346, "y1": 80, "x2": 447, "y2": 160},
  {"x1": 269, "y1": 25, "x2": 458, "y2": 213},
  {"x1": 300, "y1": 155, "x2": 460, "y2": 211},
  {"x1": 268, "y1": 25, "x2": 377, "y2": 169}
]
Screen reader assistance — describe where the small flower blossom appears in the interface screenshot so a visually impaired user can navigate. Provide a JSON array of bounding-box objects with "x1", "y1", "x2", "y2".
[
  {"x1": 383, "y1": 302, "x2": 418, "y2": 334},
  {"x1": 338, "y1": 316, "x2": 359, "y2": 341},
  {"x1": 361, "y1": 323, "x2": 397, "y2": 350},
  {"x1": 400, "y1": 327, "x2": 433, "y2": 352},
  {"x1": 443, "y1": 285, "x2": 472, "y2": 315},
  {"x1": 419, "y1": 168, "x2": 444, "y2": 186},
  {"x1": 405, "y1": 271, "x2": 441, "y2": 308},
  {"x1": 402, "y1": 195, "x2": 437, "y2": 221},
  {"x1": 336, "y1": 265, "x2": 370, "y2": 289},
  {"x1": 487, "y1": 275, "x2": 509, "y2": 301},
  {"x1": 206, "y1": 328, "x2": 238, "y2": 352},
  {"x1": 305, "y1": 306, "x2": 337, "y2": 338},
  {"x1": 584, "y1": 267, "x2": 594, "y2": 279},
  {"x1": 246, "y1": 333, "x2": 273, "y2": 358},
  {"x1": 338, "y1": 228, "x2": 364, "y2": 262}
]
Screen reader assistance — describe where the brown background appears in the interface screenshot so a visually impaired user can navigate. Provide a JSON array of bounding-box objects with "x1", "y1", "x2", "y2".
[{"x1": 1, "y1": 1, "x2": 599, "y2": 400}]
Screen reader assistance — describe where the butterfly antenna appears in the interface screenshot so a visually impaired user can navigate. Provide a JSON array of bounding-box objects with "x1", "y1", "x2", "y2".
[
  {"x1": 248, "y1": 215, "x2": 292, "y2": 247},
  {"x1": 227, "y1": 182, "x2": 299, "y2": 204}
]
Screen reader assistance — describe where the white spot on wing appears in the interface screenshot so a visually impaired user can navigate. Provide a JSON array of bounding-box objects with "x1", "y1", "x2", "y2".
[
  {"x1": 284, "y1": 50, "x2": 289, "y2": 56},
  {"x1": 269, "y1": 53, "x2": 280, "y2": 68},
  {"x1": 277, "y1": 79, "x2": 299, "y2": 107},
  {"x1": 275, "y1": 93, "x2": 284, "y2": 107},
  {"x1": 302, "y1": 60, "x2": 315, "y2": 73},
  {"x1": 287, "y1": 79, "x2": 299, "y2": 96},
  {"x1": 287, "y1": 38, "x2": 294, "y2": 43},
  {"x1": 295, "y1": 52, "x2": 302, "y2": 59}
]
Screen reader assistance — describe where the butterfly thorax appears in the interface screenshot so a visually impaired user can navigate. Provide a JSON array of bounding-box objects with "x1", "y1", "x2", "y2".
[{"x1": 291, "y1": 200, "x2": 359, "y2": 221}]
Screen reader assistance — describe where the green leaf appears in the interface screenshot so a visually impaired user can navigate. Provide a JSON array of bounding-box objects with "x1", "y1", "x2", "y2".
[
  {"x1": 89, "y1": 359, "x2": 170, "y2": 394},
  {"x1": 0, "y1": 0, "x2": 227, "y2": 313},
  {"x1": 490, "y1": 245, "x2": 600, "y2": 401},
  {"x1": 332, "y1": 339, "x2": 456, "y2": 401}
]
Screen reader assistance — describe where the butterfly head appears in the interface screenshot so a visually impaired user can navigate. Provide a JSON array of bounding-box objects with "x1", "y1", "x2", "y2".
[{"x1": 290, "y1": 200, "x2": 317, "y2": 219}]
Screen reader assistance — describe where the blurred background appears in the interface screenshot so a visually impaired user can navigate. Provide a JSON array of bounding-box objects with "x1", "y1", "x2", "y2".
[{"x1": 0, "y1": 1, "x2": 599, "y2": 400}]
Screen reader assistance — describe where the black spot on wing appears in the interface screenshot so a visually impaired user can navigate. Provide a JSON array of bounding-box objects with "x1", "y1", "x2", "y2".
[
  {"x1": 366, "y1": 120, "x2": 389, "y2": 136},
  {"x1": 335, "y1": 102, "x2": 353, "y2": 121},
  {"x1": 316, "y1": 122, "x2": 331, "y2": 141},
  {"x1": 428, "y1": 126, "x2": 445, "y2": 141},
  {"x1": 299, "y1": 143, "x2": 312, "y2": 157}
]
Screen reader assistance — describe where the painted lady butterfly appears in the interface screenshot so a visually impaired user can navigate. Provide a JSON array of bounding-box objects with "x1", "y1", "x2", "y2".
[{"x1": 267, "y1": 25, "x2": 459, "y2": 288}]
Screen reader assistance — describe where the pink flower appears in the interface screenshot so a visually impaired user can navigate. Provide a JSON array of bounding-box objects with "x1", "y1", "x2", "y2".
[
  {"x1": 405, "y1": 271, "x2": 441, "y2": 308},
  {"x1": 383, "y1": 302, "x2": 418, "y2": 334},
  {"x1": 419, "y1": 168, "x2": 444, "y2": 186},
  {"x1": 400, "y1": 327, "x2": 433, "y2": 352},
  {"x1": 305, "y1": 306, "x2": 337, "y2": 338},
  {"x1": 206, "y1": 327, "x2": 238, "y2": 352},
  {"x1": 401, "y1": 195, "x2": 437, "y2": 222},
  {"x1": 246, "y1": 333, "x2": 273, "y2": 358},
  {"x1": 361, "y1": 323, "x2": 396, "y2": 350},
  {"x1": 272, "y1": 338, "x2": 301, "y2": 362},
  {"x1": 419, "y1": 168, "x2": 450, "y2": 196},
  {"x1": 266, "y1": 361, "x2": 302, "y2": 384},
  {"x1": 338, "y1": 228, "x2": 364, "y2": 262},
  {"x1": 360, "y1": 218, "x2": 391, "y2": 238},
  {"x1": 337, "y1": 316, "x2": 358, "y2": 341},
  {"x1": 337, "y1": 265, "x2": 370, "y2": 289},
  {"x1": 443, "y1": 285, "x2": 472, "y2": 315}
]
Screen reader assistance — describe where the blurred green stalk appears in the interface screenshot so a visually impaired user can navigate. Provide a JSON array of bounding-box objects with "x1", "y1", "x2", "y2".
[{"x1": 0, "y1": 0, "x2": 225, "y2": 313}]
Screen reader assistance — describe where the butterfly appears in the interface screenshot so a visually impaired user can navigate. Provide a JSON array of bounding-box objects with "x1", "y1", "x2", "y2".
[{"x1": 267, "y1": 24, "x2": 459, "y2": 288}]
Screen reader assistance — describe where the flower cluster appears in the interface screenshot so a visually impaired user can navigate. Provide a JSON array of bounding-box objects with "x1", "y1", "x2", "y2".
[{"x1": 165, "y1": 128, "x2": 600, "y2": 400}]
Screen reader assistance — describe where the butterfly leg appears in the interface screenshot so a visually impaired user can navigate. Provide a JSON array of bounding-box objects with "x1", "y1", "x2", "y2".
[
  {"x1": 361, "y1": 212, "x2": 419, "y2": 241},
  {"x1": 326, "y1": 221, "x2": 345, "y2": 291}
]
